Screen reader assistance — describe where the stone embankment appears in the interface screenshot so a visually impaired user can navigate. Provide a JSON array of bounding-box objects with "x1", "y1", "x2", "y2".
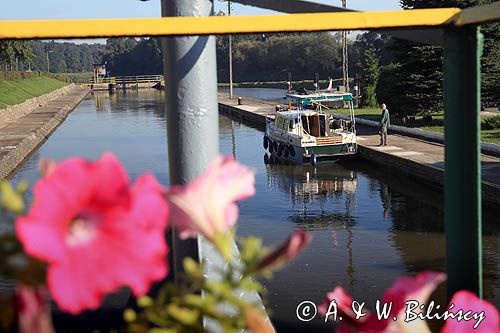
[
  {"x1": 0, "y1": 84, "x2": 89, "y2": 179},
  {"x1": 0, "y1": 84, "x2": 81, "y2": 129}
]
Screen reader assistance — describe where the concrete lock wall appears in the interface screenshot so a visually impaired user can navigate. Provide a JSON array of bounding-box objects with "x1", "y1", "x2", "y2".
[{"x1": 0, "y1": 85, "x2": 89, "y2": 179}]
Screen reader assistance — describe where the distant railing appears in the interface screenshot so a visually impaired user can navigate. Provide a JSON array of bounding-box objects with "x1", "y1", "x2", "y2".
[{"x1": 89, "y1": 74, "x2": 164, "y2": 85}]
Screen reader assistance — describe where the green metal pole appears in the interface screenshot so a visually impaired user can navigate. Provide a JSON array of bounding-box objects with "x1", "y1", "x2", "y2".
[{"x1": 443, "y1": 26, "x2": 483, "y2": 299}]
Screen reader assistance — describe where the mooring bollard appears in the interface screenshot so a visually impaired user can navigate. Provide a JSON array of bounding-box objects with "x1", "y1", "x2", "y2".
[{"x1": 238, "y1": 96, "x2": 242, "y2": 105}]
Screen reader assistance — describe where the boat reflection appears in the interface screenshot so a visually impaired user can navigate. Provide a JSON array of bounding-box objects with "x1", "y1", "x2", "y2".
[
  {"x1": 264, "y1": 163, "x2": 360, "y2": 305},
  {"x1": 266, "y1": 163, "x2": 357, "y2": 230}
]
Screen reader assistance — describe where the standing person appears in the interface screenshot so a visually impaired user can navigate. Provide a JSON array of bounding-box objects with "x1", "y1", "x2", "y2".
[{"x1": 379, "y1": 103, "x2": 390, "y2": 146}]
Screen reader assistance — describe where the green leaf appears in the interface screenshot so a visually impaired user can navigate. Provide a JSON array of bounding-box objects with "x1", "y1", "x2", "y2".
[
  {"x1": 166, "y1": 304, "x2": 201, "y2": 326},
  {"x1": 206, "y1": 281, "x2": 230, "y2": 294},
  {"x1": 239, "y1": 236, "x2": 264, "y2": 263},
  {"x1": 123, "y1": 308, "x2": 137, "y2": 322},
  {"x1": 183, "y1": 257, "x2": 203, "y2": 280},
  {"x1": 183, "y1": 294, "x2": 205, "y2": 308},
  {"x1": 0, "y1": 181, "x2": 24, "y2": 214},
  {"x1": 238, "y1": 277, "x2": 264, "y2": 293},
  {"x1": 16, "y1": 181, "x2": 29, "y2": 194},
  {"x1": 137, "y1": 295, "x2": 154, "y2": 308},
  {"x1": 213, "y1": 230, "x2": 234, "y2": 261}
]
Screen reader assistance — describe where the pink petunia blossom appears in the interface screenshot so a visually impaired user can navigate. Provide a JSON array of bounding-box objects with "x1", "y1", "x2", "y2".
[
  {"x1": 16, "y1": 285, "x2": 55, "y2": 333},
  {"x1": 16, "y1": 153, "x2": 169, "y2": 314},
  {"x1": 318, "y1": 271, "x2": 446, "y2": 333},
  {"x1": 318, "y1": 286, "x2": 358, "y2": 324},
  {"x1": 38, "y1": 159, "x2": 56, "y2": 178},
  {"x1": 258, "y1": 230, "x2": 312, "y2": 271},
  {"x1": 166, "y1": 155, "x2": 255, "y2": 241},
  {"x1": 442, "y1": 290, "x2": 499, "y2": 333}
]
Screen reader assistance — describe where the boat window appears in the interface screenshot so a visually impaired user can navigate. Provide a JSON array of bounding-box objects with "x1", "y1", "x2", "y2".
[
  {"x1": 289, "y1": 120, "x2": 294, "y2": 130},
  {"x1": 320, "y1": 115, "x2": 326, "y2": 137},
  {"x1": 276, "y1": 116, "x2": 283, "y2": 129},
  {"x1": 301, "y1": 116, "x2": 310, "y2": 134}
]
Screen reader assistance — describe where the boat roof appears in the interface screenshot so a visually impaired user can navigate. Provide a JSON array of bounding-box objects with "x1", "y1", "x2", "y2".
[
  {"x1": 287, "y1": 92, "x2": 353, "y2": 105},
  {"x1": 276, "y1": 110, "x2": 329, "y2": 118}
]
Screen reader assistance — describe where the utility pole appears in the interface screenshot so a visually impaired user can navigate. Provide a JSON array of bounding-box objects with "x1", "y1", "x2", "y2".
[
  {"x1": 228, "y1": 0, "x2": 234, "y2": 99},
  {"x1": 342, "y1": 0, "x2": 350, "y2": 93},
  {"x1": 46, "y1": 50, "x2": 53, "y2": 73}
]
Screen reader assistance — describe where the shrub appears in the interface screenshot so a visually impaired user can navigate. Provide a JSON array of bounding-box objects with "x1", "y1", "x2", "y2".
[{"x1": 484, "y1": 115, "x2": 500, "y2": 130}]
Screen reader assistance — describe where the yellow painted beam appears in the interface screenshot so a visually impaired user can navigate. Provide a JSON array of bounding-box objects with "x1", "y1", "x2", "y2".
[{"x1": 0, "y1": 8, "x2": 461, "y2": 40}]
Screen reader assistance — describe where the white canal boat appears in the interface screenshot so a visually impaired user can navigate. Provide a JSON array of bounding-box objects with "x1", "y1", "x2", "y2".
[{"x1": 263, "y1": 92, "x2": 357, "y2": 165}]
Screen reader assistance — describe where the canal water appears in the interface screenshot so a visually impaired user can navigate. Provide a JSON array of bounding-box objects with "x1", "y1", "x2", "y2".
[{"x1": 8, "y1": 89, "x2": 499, "y2": 332}]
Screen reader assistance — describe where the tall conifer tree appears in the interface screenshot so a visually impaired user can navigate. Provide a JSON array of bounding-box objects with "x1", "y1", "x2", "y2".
[{"x1": 378, "y1": 0, "x2": 499, "y2": 115}]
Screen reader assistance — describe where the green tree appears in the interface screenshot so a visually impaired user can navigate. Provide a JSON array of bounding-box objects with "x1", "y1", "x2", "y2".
[
  {"x1": 102, "y1": 38, "x2": 138, "y2": 76},
  {"x1": 361, "y1": 48, "x2": 380, "y2": 108},
  {"x1": 225, "y1": 32, "x2": 341, "y2": 82},
  {"x1": 480, "y1": 21, "x2": 500, "y2": 106},
  {"x1": 28, "y1": 41, "x2": 104, "y2": 73},
  {"x1": 379, "y1": 0, "x2": 499, "y2": 116},
  {"x1": 400, "y1": 0, "x2": 499, "y2": 106},
  {"x1": 0, "y1": 41, "x2": 32, "y2": 71},
  {"x1": 380, "y1": 40, "x2": 444, "y2": 116},
  {"x1": 377, "y1": 63, "x2": 413, "y2": 115},
  {"x1": 101, "y1": 38, "x2": 162, "y2": 76}
]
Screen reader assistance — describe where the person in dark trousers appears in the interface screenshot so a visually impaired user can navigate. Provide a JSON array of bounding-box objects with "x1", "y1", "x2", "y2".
[{"x1": 379, "y1": 103, "x2": 390, "y2": 146}]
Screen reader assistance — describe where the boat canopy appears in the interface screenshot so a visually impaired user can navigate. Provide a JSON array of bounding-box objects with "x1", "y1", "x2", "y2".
[
  {"x1": 287, "y1": 92, "x2": 353, "y2": 106},
  {"x1": 276, "y1": 109, "x2": 322, "y2": 118}
]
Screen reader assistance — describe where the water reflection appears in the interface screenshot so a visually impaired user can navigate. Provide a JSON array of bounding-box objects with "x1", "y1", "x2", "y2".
[{"x1": 266, "y1": 164, "x2": 357, "y2": 229}]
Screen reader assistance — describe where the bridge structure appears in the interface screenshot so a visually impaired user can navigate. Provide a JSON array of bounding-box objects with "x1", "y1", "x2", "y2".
[
  {"x1": 88, "y1": 74, "x2": 164, "y2": 91},
  {"x1": 1, "y1": 0, "x2": 500, "y2": 313}
]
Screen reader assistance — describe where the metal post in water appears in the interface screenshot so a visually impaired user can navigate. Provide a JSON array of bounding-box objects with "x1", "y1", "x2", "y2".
[
  {"x1": 443, "y1": 26, "x2": 483, "y2": 299},
  {"x1": 161, "y1": 0, "x2": 219, "y2": 281}
]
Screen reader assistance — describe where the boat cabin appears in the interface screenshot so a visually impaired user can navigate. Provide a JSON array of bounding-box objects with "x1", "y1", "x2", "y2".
[
  {"x1": 264, "y1": 91, "x2": 357, "y2": 165},
  {"x1": 274, "y1": 111, "x2": 329, "y2": 137}
]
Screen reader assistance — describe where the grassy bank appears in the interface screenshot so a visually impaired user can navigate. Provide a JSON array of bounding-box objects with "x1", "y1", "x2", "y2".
[
  {"x1": 331, "y1": 108, "x2": 500, "y2": 145},
  {"x1": 0, "y1": 76, "x2": 67, "y2": 109},
  {"x1": 421, "y1": 126, "x2": 500, "y2": 145},
  {"x1": 55, "y1": 72, "x2": 93, "y2": 84}
]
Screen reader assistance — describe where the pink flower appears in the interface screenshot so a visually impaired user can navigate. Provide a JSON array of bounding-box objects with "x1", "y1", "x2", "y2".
[
  {"x1": 442, "y1": 291, "x2": 499, "y2": 333},
  {"x1": 38, "y1": 159, "x2": 56, "y2": 178},
  {"x1": 166, "y1": 156, "x2": 255, "y2": 241},
  {"x1": 258, "y1": 230, "x2": 312, "y2": 270},
  {"x1": 16, "y1": 285, "x2": 55, "y2": 333},
  {"x1": 16, "y1": 153, "x2": 169, "y2": 314},
  {"x1": 318, "y1": 287, "x2": 357, "y2": 323},
  {"x1": 319, "y1": 271, "x2": 446, "y2": 333}
]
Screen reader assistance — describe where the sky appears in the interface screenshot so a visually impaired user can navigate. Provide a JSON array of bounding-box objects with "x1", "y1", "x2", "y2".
[
  {"x1": 0, "y1": 1, "x2": 401, "y2": 43},
  {"x1": 0, "y1": 0, "x2": 401, "y2": 20}
]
